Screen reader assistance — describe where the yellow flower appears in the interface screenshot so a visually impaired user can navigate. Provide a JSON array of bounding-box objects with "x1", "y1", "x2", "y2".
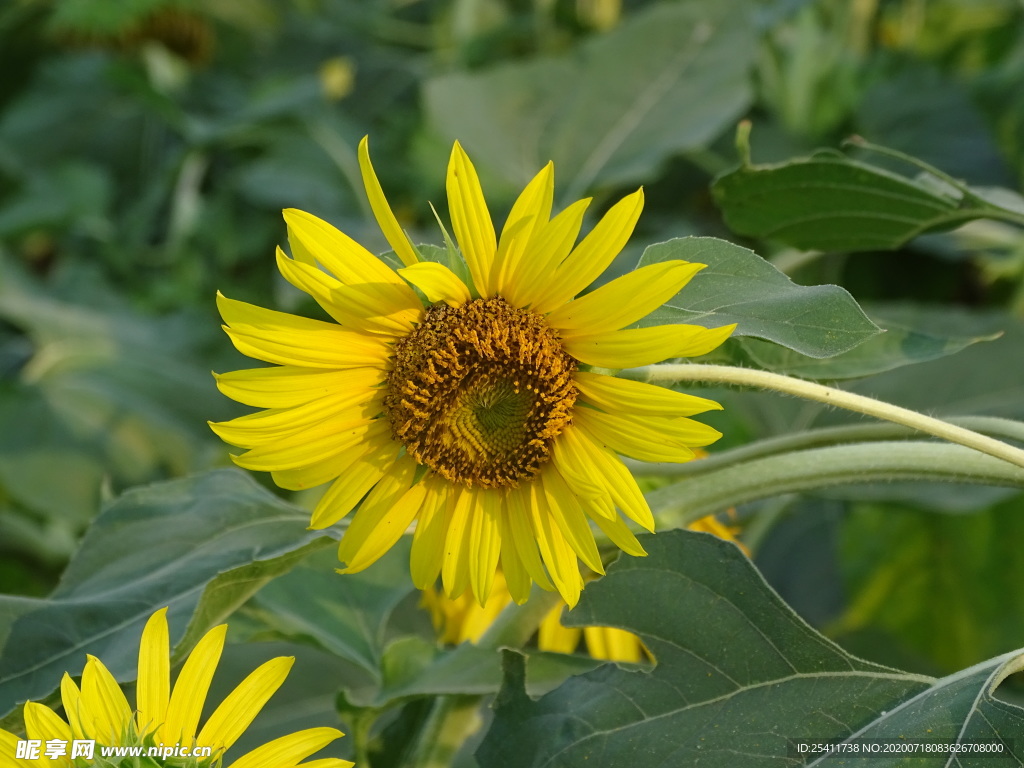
[
  {"x1": 211, "y1": 138, "x2": 734, "y2": 608},
  {"x1": 0, "y1": 609, "x2": 352, "y2": 768},
  {"x1": 422, "y1": 512, "x2": 747, "y2": 662}
]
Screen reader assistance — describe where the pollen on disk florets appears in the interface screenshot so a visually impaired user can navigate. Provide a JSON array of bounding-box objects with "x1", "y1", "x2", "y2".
[{"x1": 384, "y1": 297, "x2": 578, "y2": 488}]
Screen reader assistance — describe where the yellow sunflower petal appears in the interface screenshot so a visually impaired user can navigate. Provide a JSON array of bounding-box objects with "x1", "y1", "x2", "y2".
[
  {"x1": 283, "y1": 209, "x2": 414, "y2": 298},
  {"x1": 447, "y1": 142, "x2": 497, "y2": 297},
  {"x1": 575, "y1": 371, "x2": 721, "y2": 418},
  {"x1": 493, "y1": 162, "x2": 554, "y2": 295},
  {"x1": 59, "y1": 675, "x2": 84, "y2": 740},
  {"x1": 499, "y1": 516, "x2": 533, "y2": 605},
  {"x1": 23, "y1": 702, "x2": 72, "y2": 745},
  {"x1": 308, "y1": 438, "x2": 402, "y2": 529},
  {"x1": 548, "y1": 260, "x2": 705, "y2": 336},
  {"x1": 397, "y1": 262, "x2": 472, "y2": 307},
  {"x1": 584, "y1": 626, "x2": 644, "y2": 663},
  {"x1": 589, "y1": 408, "x2": 722, "y2": 448},
  {"x1": 225, "y1": 727, "x2": 346, "y2": 768},
  {"x1": 161, "y1": 624, "x2": 227, "y2": 746},
  {"x1": 574, "y1": 408, "x2": 695, "y2": 464},
  {"x1": 527, "y1": 481, "x2": 583, "y2": 607},
  {"x1": 0, "y1": 729, "x2": 45, "y2": 768},
  {"x1": 505, "y1": 484, "x2": 554, "y2": 592},
  {"x1": 358, "y1": 135, "x2": 419, "y2": 268},
  {"x1": 80, "y1": 656, "x2": 133, "y2": 745},
  {"x1": 299, "y1": 760, "x2": 356, "y2": 768},
  {"x1": 410, "y1": 479, "x2": 453, "y2": 589},
  {"x1": 590, "y1": 512, "x2": 646, "y2": 558},
  {"x1": 549, "y1": 431, "x2": 615, "y2": 514},
  {"x1": 197, "y1": 657, "x2": 293, "y2": 753},
  {"x1": 468, "y1": 490, "x2": 502, "y2": 605},
  {"x1": 503, "y1": 197, "x2": 590, "y2": 309},
  {"x1": 275, "y1": 248, "x2": 418, "y2": 335},
  {"x1": 272, "y1": 438, "x2": 378, "y2": 492},
  {"x1": 537, "y1": 603, "x2": 580, "y2": 654},
  {"x1": 232, "y1": 419, "x2": 386, "y2": 472},
  {"x1": 541, "y1": 469, "x2": 604, "y2": 575},
  {"x1": 214, "y1": 366, "x2": 385, "y2": 410},
  {"x1": 441, "y1": 486, "x2": 474, "y2": 598},
  {"x1": 531, "y1": 188, "x2": 644, "y2": 313},
  {"x1": 562, "y1": 322, "x2": 736, "y2": 369},
  {"x1": 338, "y1": 458, "x2": 424, "y2": 573},
  {"x1": 561, "y1": 427, "x2": 654, "y2": 530},
  {"x1": 136, "y1": 608, "x2": 169, "y2": 738}
]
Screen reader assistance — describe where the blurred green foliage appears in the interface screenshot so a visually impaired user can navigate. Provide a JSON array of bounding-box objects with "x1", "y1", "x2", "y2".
[{"x1": 2, "y1": 0, "x2": 1024, "y2": 760}]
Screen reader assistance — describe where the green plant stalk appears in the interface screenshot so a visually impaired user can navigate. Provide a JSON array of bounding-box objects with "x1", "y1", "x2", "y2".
[
  {"x1": 623, "y1": 364, "x2": 1024, "y2": 473},
  {"x1": 646, "y1": 441, "x2": 1024, "y2": 529},
  {"x1": 625, "y1": 416, "x2": 1024, "y2": 477}
]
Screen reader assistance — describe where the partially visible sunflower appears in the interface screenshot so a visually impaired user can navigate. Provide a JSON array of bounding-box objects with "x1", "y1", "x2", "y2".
[
  {"x1": 211, "y1": 138, "x2": 734, "y2": 608},
  {"x1": 0, "y1": 609, "x2": 352, "y2": 768},
  {"x1": 422, "y1": 511, "x2": 749, "y2": 663}
]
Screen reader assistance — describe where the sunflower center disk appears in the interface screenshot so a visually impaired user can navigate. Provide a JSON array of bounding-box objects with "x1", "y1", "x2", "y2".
[{"x1": 385, "y1": 297, "x2": 578, "y2": 488}]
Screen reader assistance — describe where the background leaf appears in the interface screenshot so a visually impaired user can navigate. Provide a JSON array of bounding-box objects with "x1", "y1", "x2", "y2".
[
  {"x1": 479, "y1": 531, "x2": 1024, "y2": 767},
  {"x1": 424, "y1": 0, "x2": 754, "y2": 199},
  {"x1": 0, "y1": 469, "x2": 328, "y2": 717},
  {"x1": 637, "y1": 237, "x2": 882, "y2": 358}
]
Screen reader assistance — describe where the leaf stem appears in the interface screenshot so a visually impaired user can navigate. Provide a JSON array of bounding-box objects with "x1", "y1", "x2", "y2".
[
  {"x1": 646, "y1": 441, "x2": 1024, "y2": 528},
  {"x1": 623, "y1": 364, "x2": 1024, "y2": 474}
]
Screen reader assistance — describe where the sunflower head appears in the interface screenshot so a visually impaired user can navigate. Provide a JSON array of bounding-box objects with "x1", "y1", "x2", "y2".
[
  {"x1": 1, "y1": 609, "x2": 352, "y2": 768},
  {"x1": 211, "y1": 138, "x2": 734, "y2": 608}
]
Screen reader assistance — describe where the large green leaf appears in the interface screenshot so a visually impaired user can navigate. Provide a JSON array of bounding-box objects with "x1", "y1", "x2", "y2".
[
  {"x1": 637, "y1": 237, "x2": 882, "y2": 358},
  {"x1": 0, "y1": 469, "x2": 328, "y2": 717},
  {"x1": 712, "y1": 143, "x2": 1024, "y2": 252},
  {"x1": 424, "y1": 0, "x2": 754, "y2": 199},
  {"x1": 732, "y1": 303, "x2": 1003, "y2": 379},
  {"x1": 479, "y1": 531, "x2": 1024, "y2": 766}
]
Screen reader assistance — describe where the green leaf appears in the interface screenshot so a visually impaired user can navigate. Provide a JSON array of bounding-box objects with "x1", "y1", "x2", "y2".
[
  {"x1": 479, "y1": 531, "x2": 1024, "y2": 766},
  {"x1": 0, "y1": 469, "x2": 329, "y2": 718},
  {"x1": 733, "y1": 304, "x2": 1003, "y2": 379},
  {"x1": 637, "y1": 237, "x2": 882, "y2": 358},
  {"x1": 250, "y1": 545, "x2": 419, "y2": 682},
  {"x1": 424, "y1": 0, "x2": 754, "y2": 199},
  {"x1": 712, "y1": 142, "x2": 1024, "y2": 252}
]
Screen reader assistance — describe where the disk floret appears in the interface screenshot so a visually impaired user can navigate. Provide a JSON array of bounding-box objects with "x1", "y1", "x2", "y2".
[{"x1": 385, "y1": 297, "x2": 577, "y2": 487}]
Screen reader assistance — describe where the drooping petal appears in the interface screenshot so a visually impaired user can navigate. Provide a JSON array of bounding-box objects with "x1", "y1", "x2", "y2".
[
  {"x1": 358, "y1": 135, "x2": 420, "y2": 268},
  {"x1": 441, "y1": 486, "x2": 475, "y2": 598},
  {"x1": 590, "y1": 512, "x2": 646, "y2": 558},
  {"x1": 136, "y1": 608, "x2": 170, "y2": 738},
  {"x1": 527, "y1": 481, "x2": 583, "y2": 607},
  {"x1": 574, "y1": 408, "x2": 696, "y2": 464},
  {"x1": 505, "y1": 484, "x2": 554, "y2": 592},
  {"x1": 550, "y1": 431, "x2": 616, "y2": 516},
  {"x1": 498, "y1": 507, "x2": 533, "y2": 604},
  {"x1": 309, "y1": 438, "x2": 402, "y2": 529},
  {"x1": 198, "y1": 657, "x2": 293, "y2": 753},
  {"x1": 225, "y1": 727, "x2": 349, "y2": 768},
  {"x1": 447, "y1": 142, "x2": 497, "y2": 297},
  {"x1": 548, "y1": 260, "x2": 705, "y2": 336},
  {"x1": 563, "y1": 323, "x2": 736, "y2": 369},
  {"x1": 409, "y1": 478, "x2": 452, "y2": 589},
  {"x1": 493, "y1": 162, "x2": 554, "y2": 295},
  {"x1": 468, "y1": 490, "x2": 502, "y2": 605},
  {"x1": 214, "y1": 366, "x2": 385, "y2": 410},
  {"x1": 531, "y1": 188, "x2": 644, "y2": 313},
  {"x1": 574, "y1": 371, "x2": 721, "y2": 418},
  {"x1": 161, "y1": 624, "x2": 227, "y2": 746},
  {"x1": 398, "y1": 262, "x2": 472, "y2": 307},
  {"x1": 541, "y1": 469, "x2": 604, "y2": 575},
  {"x1": 80, "y1": 657, "x2": 133, "y2": 745},
  {"x1": 338, "y1": 457, "x2": 424, "y2": 573}
]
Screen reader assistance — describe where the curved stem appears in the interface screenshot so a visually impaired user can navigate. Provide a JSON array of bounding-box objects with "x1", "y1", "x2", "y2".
[
  {"x1": 625, "y1": 416, "x2": 1024, "y2": 477},
  {"x1": 623, "y1": 364, "x2": 1024, "y2": 474},
  {"x1": 646, "y1": 441, "x2": 1024, "y2": 528}
]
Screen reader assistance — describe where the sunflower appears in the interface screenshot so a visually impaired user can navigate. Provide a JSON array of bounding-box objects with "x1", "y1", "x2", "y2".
[
  {"x1": 0, "y1": 609, "x2": 352, "y2": 768},
  {"x1": 211, "y1": 138, "x2": 734, "y2": 607}
]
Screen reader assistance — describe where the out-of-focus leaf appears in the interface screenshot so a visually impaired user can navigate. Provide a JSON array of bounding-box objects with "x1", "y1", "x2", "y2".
[
  {"x1": 0, "y1": 469, "x2": 329, "y2": 718},
  {"x1": 637, "y1": 237, "x2": 882, "y2": 358},
  {"x1": 424, "y1": 0, "x2": 754, "y2": 199},
  {"x1": 835, "y1": 496, "x2": 1024, "y2": 674},
  {"x1": 479, "y1": 531, "x2": 1024, "y2": 767},
  {"x1": 733, "y1": 303, "x2": 1003, "y2": 379},
  {"x1": 712, "y1": 144, "x2": 1024, "y2": 252}
]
